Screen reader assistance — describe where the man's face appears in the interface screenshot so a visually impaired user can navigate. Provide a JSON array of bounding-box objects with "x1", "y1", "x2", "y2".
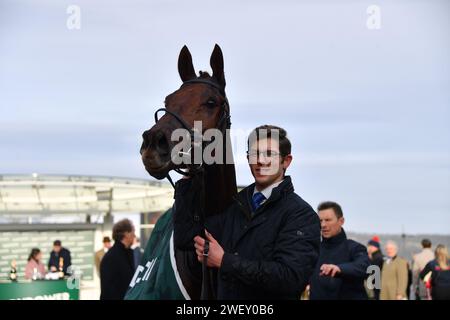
[
  {"x1": 53, "y1": 245, "x2": 61, "y2": 253},
  {"x1": 385, "y1": 243, "x2": 397, "y2": 258},
  {"x1": 123, "y1": 228, "x2": 136, "y2": 248},
  {"x1": 104, "y1": 241, "x2": 112, "y2": 249},
  {"x1": 319, "y1": 209, "x2": 344, "y2": 239},
  {"x1": 247, "y1": 138, "x2": 292, "y2": 190}
]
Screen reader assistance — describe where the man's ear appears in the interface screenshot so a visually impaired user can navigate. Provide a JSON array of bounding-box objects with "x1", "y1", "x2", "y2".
[
  {"x1": 283, "y1": 154, "x2": 293, "y2": 169},
  {"x1": 340, "y1": 217, "x2": 345, "y2": 226}
]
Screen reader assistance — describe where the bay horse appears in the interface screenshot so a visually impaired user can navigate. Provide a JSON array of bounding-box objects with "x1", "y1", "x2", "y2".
[{"x1": 139, "y1": 44, "x2": 237, "y2": 299}]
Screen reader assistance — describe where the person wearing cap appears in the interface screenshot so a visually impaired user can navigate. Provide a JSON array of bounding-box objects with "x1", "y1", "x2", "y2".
[
  {"x1": 95, "y1": 236, "x2": 112, "y2": 277},
  {"x1": 367, "y1": 236, "x2": 384, "y2": 299}
]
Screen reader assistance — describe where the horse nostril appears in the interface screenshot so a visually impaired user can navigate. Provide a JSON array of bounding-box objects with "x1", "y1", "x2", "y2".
[
  {"x1": 142, "y1": 130, "x2": 150, "y2": 149},
  {"x1": 156, "y1": 131, "x2": 170, "y2": 155}
]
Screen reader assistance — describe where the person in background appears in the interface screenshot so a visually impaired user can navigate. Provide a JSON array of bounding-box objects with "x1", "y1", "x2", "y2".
[
  {"x1": 367, "y1": 236, "x2": 384, "y2": 300},
  {"x1": 411, "y1": 238, "x2": 434, "y2": 300},
  {"x1": 100, "y1": 219, "x2": 136, "y2": 300},
  {"x1": 25, "y1": 248, "x2": 46, "y2": 280},
  {"x1": 420, "y1": 244, "x2": 450, "y2": 300},
  {"x1": 309, "y1": 201, "x2": 370, "y2": 300},
  {"x1": 48, "y1": 240, "x2": 72, "y2": 275},
  {"x1": 132, "y1": 237, "x2": 143, "y2": 270},
  {"x1": 95, "y1": 236, "x2": 112, "y2": 277},
  {"x1": 380, "y1": 240, "x2": 409, "y2": 300}
]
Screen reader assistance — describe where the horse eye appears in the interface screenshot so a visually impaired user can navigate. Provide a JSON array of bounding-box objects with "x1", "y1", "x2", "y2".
[{"x1": 206, "y1": 99, "x2": 216, "y2": 108}]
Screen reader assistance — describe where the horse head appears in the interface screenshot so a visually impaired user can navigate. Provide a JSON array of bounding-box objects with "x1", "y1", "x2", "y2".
[{"x1": 140, "y1": 44, "x2": 229, "y2": 180}]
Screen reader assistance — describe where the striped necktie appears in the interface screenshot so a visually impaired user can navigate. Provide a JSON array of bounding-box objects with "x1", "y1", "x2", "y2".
[{"x1": 251, "y1": 192, "x2": 266, "y2": 212}]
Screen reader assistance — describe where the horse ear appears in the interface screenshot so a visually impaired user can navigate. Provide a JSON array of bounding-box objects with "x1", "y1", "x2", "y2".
[
  {"x1": 178, "y1": 45, "x2": 196, "y2": 82},
  {"x1": 210, "y1": 44, "x2": 226, "y2": 89}
]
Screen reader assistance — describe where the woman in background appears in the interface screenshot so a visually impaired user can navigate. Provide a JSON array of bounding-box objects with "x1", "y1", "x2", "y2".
[
  {"x1": 25, "y1": 248, "x2": 46, "y2": 280},
  {"x1": 420, "y1": 244, "x2": 450, "y2": 300}
]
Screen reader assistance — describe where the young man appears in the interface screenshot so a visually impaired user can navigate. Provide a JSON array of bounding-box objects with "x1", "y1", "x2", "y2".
[
  {"x1": 309, "y1": 201, "x2": 370, "y2": 300},
  {"x1": 174, "y1": 125, "x2": 321, "y2": 299}
]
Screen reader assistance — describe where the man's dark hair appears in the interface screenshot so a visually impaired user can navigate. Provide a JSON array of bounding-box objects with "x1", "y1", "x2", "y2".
[
  {"x1": 421, "y1": 238, "x2": 432, "y2": 248},
  {"x1": 112, "y1": 219, "x2": 134, "y2": 242},
  {"x1": 247, "y1": 124, "x2": 291, "y2": 157},
  {"x1": 53, "y1": 240, "x2": 61, "y2": 246},
  {"x1": 103, "y1": 236, "x2": 111, "y2": 243},
  {"x1": 317, "y1": 201, "x2": 344, "y2": 219}
]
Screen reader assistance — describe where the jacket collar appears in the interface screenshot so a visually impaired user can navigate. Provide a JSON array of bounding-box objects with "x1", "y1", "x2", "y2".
[
  {"x1": 234, "y1": 176, "x2": 295, "y2": 219},
  {"x1": 253, "y1": 180, "x2": 284, "y2": 200},
  {"x1": 322, "y1": 228, "x2": 347, "y2": 245},
  {"x1": 114, "y1": 240, "x2": 129, "y2": 251},
  {"x1": 243, "y1": 176, "x2": 294, "y2": 203}
]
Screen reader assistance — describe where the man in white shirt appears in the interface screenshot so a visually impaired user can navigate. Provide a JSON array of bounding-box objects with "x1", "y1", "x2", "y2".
[{"x1": 174, "y1": 124, "x2": 321, "y2": 299}]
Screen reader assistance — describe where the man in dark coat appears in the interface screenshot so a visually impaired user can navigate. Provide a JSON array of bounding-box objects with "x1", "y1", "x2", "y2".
[
  {"x1": 48, "y1": 240, "x2": 72, "y2": 275},
  {"x1": 174, "y1": 125, "x2": 321, "y2": 299},
  {"x1": 309, "y1": 201, "x2": 370, "y2": 300},
  {"x1": 100, "y1": 219, "x2": 136, "y2": 300}
]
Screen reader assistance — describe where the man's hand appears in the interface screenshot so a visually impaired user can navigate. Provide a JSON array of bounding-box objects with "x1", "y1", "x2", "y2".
[
  {"x1": 50, "y1": 266, "x2": 57, "y2": 272},
  {"x1": 194, "y1": 230, "x2": 224, "y2": 268},
  {"x1": 319, "y1": 264, "x2": 341, "y2": 277}
]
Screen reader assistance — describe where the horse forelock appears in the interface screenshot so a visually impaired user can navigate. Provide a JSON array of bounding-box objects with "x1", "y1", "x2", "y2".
[{"x1": 198, "y1": 70, "x2": 210, "y2": 78}]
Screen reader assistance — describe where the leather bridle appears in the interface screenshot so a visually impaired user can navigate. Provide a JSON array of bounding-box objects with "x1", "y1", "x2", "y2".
[
  {"x1": 153, "y1": 78, "x2": 231, "y2": 300},
  {"x1": 153, "y1": 78, "x2": 231, "y2": 182}
]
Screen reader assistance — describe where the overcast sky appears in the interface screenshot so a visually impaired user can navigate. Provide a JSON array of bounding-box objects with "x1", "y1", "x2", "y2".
[{"x1": 1, "y1": 0, "x2": 449, "y2": 234}]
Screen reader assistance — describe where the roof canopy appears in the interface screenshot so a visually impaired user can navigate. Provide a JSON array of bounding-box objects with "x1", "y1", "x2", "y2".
[{"x1": 0, "y1": 174, "x2": 174, "y2": 215}]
